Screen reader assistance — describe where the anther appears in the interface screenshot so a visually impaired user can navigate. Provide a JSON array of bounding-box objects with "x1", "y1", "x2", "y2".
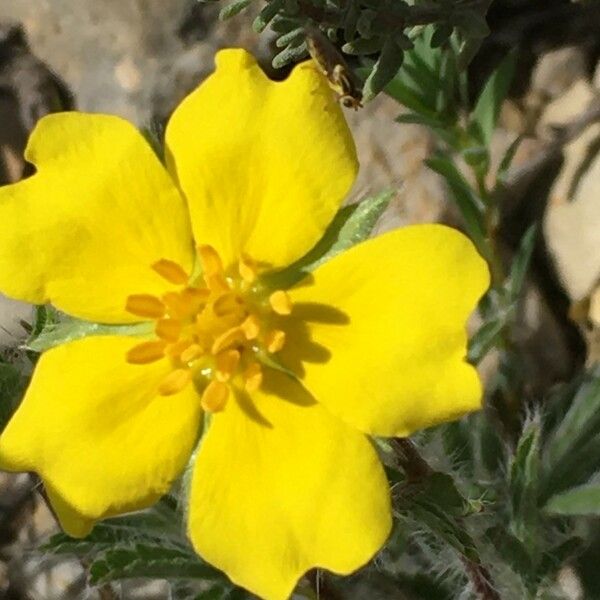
[
  {"x1": 180, "y1": 343, "x2": 203, "y2": 364},
  {"x1": 265, "y1": 329, "x2": 286, "y2": 353},
  {"x1": 244, "y1": 362, "x2": 263, "y2": 392},
  {"x1": 162, "y1": 291, "x2": 193, "y2": 319},
  {"x1": 215, "y1": 349, "x2": 240, "y2": 382},
  {"x1": 241, "y1": 314, "x2": 260, "y2": 340},
  {"x1": 211, "y1": 326, "x2": 245, "y2": 355},
  {"x1": 201, "y1": 380, "x2": 229, "y2": 412},
  {"x1": 213, "y1": 292, "x2": 244, "y2": 317},
  {"x1": 155, "y1": 318, "x2": 182, "y2": 342},
  {"x1": 158, "y1": 368, "x2": 192, "y2": 396},
  {"x1": 166, "y1": 339, "x2": 193, "y2": 358},
  {"x1": 125, "y1": 294, "x2": 165, "y2": 319},
  {"x1": 205, "y1": 273, "x2": 230, "y2": 294},
  {"x1": 198, "y1": 245, "x2": 224, "y2": 277},
  {"x1": 269, "y1": 290, "x2": 293, "y2": 315},
  {"x1": 238, "y1": 255, "x2": 257, "y2": 284},
  {"x1": 126, "y1": 340, "x2": 167, "y2": 364},
  {"x1": 152, "y1": 259, "x2": 189, "y2": 285}
]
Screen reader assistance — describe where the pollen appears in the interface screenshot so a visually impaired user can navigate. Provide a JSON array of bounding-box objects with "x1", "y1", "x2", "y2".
[{"x1": 124, "y1": 246, "x2": 293, "y2": 411}]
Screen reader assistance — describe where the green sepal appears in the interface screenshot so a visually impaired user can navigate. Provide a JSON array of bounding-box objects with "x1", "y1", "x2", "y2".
[
  {"x1": 263, "y1": 190, "x2": 393, "y2": 289},
  {"x1": 25, "y1": 314, "x2": 153, "y2": 353}
]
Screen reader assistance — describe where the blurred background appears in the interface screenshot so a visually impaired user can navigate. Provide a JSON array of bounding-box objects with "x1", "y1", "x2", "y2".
[{"x1": 0, "y1": 0, "x2": 600, "y2": 598}]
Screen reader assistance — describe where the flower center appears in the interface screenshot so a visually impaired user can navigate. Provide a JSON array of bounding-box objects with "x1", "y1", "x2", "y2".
[{"x1": 124, "y1": 245, "x2": 292, "y2": 413}]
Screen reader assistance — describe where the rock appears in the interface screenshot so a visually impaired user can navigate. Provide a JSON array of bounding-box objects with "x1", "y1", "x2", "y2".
[{"x1": 542, "y1": 78, "x2": 600, "y2": 301}]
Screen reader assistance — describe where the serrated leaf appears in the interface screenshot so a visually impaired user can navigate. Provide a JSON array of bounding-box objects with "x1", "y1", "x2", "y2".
[
  {"x1": 89, "y1": 544, "x2": 222, "y2": 585},
  {"x1": 42, "y1": 498, "x2": 185, "y2": 557},
  {"x1": 471, "y1": 51, "x2": 516, "y2": 146},
  {"x1": 545, "y1": 483, "x2": 600, "y2": 516},
  {"x1": 219, "y1": 0, "x2": 253, "y2": 20},
  {"x1": 395, "y1": 472, "x2": 477, "y2": 560},
  {"x1": 25, "y1": 316, "x2": 153, "y2": 352},
  {"x1": 264, "y1": 190, "x2": 393, "y2": 289}
]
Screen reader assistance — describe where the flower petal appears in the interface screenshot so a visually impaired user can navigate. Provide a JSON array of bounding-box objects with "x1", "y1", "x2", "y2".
[
  {"x1": 0, "y1": 113, "x2": 193, "y2": 323},
  {"x1": 283, "y1": 224, "x2": 490, "y2": 438},
  {"x1": 187, "y1": 370, "x2": 391, "y2": 600},
  {"x1": 0, "y1": 336, "x2": 202, "y2": 532},
  {"x1": 165, "y1": 49, "x2": 357, "y2": 270}
]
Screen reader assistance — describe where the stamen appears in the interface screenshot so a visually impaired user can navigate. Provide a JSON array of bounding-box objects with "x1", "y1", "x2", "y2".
[
  {"x1": 241, "y1": 314, "x2": 260, "y2": 340},
  {"x1": 180, "y1": 343, "x2": 203, "y2": 363},
  {"x1": 215, "y1": 349, "x2": 240, "y2": 382},
  {"x1": 166, "y1": 339, "x2": 193, "y2": 358},
  {"x1": 198, "y1": 245, "x2": 224, "y2": 277},
  {"x1": 126, "y1": 340, "x2": 167, "y2": 364},
  {"x1": 158, "y1": 368, "x2": 192, "y2": 396},
  {"x1": 201, "y1": 380, "x2": 229, "y2": 412},
  {"x1": 265, "y1": 329, "x2": 286, "y2": 353},
  {"x1": 213, "y1": 292, "x2": 244, "y2": 317},
  {"x1": 162, "y1": 291, "x2": 192, "y2": 319},
  {"x1": 238, "y1": 255, "x2": 257, "y2": 284},
  {"x1": 126, "y1": 294, "x2": 165, "y2": 319},
  {"x1": 155, "y1": 318, "x2": 182, "y2": 342},
  {"x1": 244, "y1": 362, "x2": 263, "y2": 392},
  {"x1": 212, "y1": 326, "x2": 245, "y2": 355},
  {"x1": 269, "y1": 290, "x2": 293, "y2": 315},
  {"x1": 205, "y1": 273, "x2": 230, "y2": 294},
  {"x1": 152, "y1": 259, "x2": 189, "y2": 285}
]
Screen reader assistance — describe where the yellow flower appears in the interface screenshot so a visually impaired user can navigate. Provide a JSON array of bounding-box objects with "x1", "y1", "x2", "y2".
[{"x1": 0, "y1": 49, "x2": 489, "y2": 599}]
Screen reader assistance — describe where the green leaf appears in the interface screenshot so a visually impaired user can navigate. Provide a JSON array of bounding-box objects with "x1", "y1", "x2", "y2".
[
  {"x1": 25, "y1": 316, "x2": 153, "y2": 353},
  {"x1": 219, "y1": 0, "x2": 253, "y2": 20},
  {"x1": 544, "y1": 366, "x2": 600, "y2": 483},
  {"x1": 430, "y1": 23, "x2": 453, "y2": 48},
  {"x1": 342, "y1": 37, "x2": 382, "y2": 56},
  {"x1": 0, "y1": 362, "x2": 25, "y2": 433},
  {"x1": 471, "y1": 51, "x2": 516, "y2": 146},
  {"x1": 275, "y1": 26, "x2": 304, "y2": 48},
  {"x1": 363, "y1": 36, "x2": 405, "y2": 101},
  {"x1": 452, "y1": 10, "x2": 490, "y2": 39},
  {"x1": 395, "y1": 473, "x2": 477, "y2": 560},
  {"x1": 425, "y1": 155, "x2": 488, "y2": 257},
  {"x1": 264, "y1": 190, "x2": 393, "y2": 289},
  {"x1": 545, "y1": 483, "x2": 600, "y2": 516},
  {"x1": 508, "y1": 225, "x2": 537, "y2": 300},
  {"x1": 89, "y1": 545, "x2": 223, "y2": 585},
  {"x1": 43, "y1": 499, "x2": 186, "y2": 557},
  {"x1": 508, "y1": 419, "x2": 541, "y2": 548},
  {"x1": 497, "y1": 135, "x2": 523, "y2": 183},
  {"x1": 395, "y1": 112, "x2": 446, "y2": 129},
  {"x1": 468, "y1": 317, "x2": 505, "y2": 364},
  {"x1": 253, "y1": 0, "x2": 285, "y2": 33},
  {"x1": 272, "y1": 40, "x2": 307, "y2": 68}
]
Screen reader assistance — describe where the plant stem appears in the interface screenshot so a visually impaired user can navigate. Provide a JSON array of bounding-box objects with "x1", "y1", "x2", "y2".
[
  {"x1": 463, "y1": 557, "x2": 502, "y2": 600},
  {"x1": 391, "y1": 438, "x2": 503, "y2": 600}
]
